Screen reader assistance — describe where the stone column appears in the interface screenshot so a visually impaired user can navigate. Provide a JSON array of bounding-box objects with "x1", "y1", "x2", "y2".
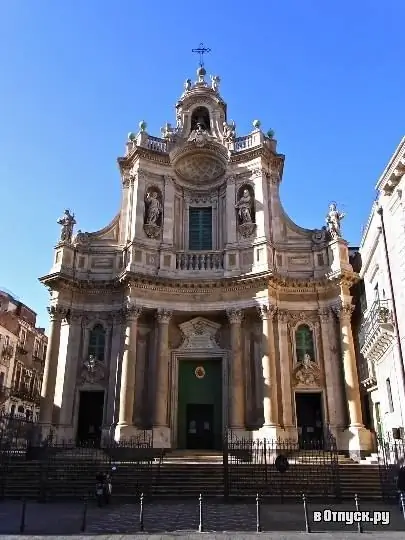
[
  {"x1": 278, "y1": 310, "x2": 294, "y2": 434},
  {"x1": 134, "y1": 327, "x2": 151, "y2": 426},
  {"x1": 226, "y1": 308, "x2": 245, "y2": 430},
  {"x1": 335, "y1": 303, "x2": 363, "y2": 427},
  {"x1": 116, "y1": 305, "x2": 142, "y2": 438},
  {"x1": 104, "y1": 311, "x2": 124, "y2": 434},
  {"x1": 257, "y1": 305, "x2": 279, "y2": 430},
  {"x1": 153, "y1": 309, "x2": 172, "y2": 448},
  {"x1": 319, "y1": 308, "x2": 339, "y2": 436},
  {"x1": 335, "y1": 301, "x2": 372, "y2": 455},
  {"x1": 39, "y1": 306, "x2": 67, "y2": 426}
]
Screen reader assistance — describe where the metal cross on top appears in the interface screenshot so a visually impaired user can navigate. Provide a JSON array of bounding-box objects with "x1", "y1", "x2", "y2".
[{"x1": 192, "y1": 43, "x2": 211, "y2": 67}]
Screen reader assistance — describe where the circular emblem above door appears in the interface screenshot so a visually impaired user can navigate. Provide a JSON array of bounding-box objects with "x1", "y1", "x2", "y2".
[{"x1": 195, "y1": 366, "x2": 205, "y2": 379}]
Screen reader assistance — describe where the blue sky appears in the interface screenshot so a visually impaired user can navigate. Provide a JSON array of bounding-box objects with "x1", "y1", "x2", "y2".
[{"x1": 0, "y1": 1, "x2": 404, "y2": 329}]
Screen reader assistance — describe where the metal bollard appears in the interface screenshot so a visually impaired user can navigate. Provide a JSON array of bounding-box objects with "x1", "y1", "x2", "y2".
[
  {"x1": 19, "y1": 498, "x2": 27, "y2": 533},
  {"x1": 302, "y1": 493, "x2": 311, "y2": 533},
  {"x1": 256, "y1": 493, "x2": 262, "y2": 533},
  {"x1": 354, "y1": 494, "x2": 363, "y2": 533},
  {"x1": 139, "y1": 493, "x2": 144, "y2": 532},
  {"x1": 400, "y1": 493, "x2": 405, "y2": 520},
  {"x1": 198, "y1": 493, "x2": 204, "y2": 533},
  {"x1": 80, "y1": 498, "x2": 87, "y2": 533}
]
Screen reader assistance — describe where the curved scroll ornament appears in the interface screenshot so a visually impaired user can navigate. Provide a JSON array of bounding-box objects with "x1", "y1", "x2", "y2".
[
  {"x1": 312, "y1": 227, "x2": 327, "y2": 245},
  {"x1": 143, "y1": 188, "x2": 162, "y2": 239}
]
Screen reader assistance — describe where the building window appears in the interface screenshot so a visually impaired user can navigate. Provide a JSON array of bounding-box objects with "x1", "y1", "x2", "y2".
[
  {"x1": 33, "y1": 339, "x2": 39, "y2": 358},
  {"x1": 188, "y1": 207, "x2": 212, "y2": 250},
  {"x1": 295, "y1": 324, "x2": 315, "y2": 363},
  {"x1": 19, "y1": 327, "x2": 26, "y2": 346},
  {"x1": 0, "y1": 371, "x2": 4, "y2": 390},
  {"x1": 386, "y1": 378, "x2": 394, "y2": 413},
  {"x1": 87, "y1": 324, "x2": 106, "y2": 362}
]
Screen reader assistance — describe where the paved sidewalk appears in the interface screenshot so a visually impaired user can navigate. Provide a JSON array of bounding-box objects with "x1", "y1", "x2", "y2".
[{"x1": 1, "y1": 499, "x2": 405, "y2": 535}]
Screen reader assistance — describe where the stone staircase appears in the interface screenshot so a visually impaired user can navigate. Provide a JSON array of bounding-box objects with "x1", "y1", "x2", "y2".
[{"x1": 0, "y1": 450, "x2": 393, "y2": 501}]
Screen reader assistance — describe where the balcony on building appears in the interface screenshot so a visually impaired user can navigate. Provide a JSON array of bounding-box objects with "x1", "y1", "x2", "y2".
[{"x1": 359, "y1": 298, "x2": 396, "y2": 363}]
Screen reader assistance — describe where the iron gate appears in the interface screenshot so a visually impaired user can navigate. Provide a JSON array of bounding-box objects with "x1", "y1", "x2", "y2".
[
  {"x1": 376, "y1": 436, "x2": 405, "y2": 501},
  {"x1": 223, "y1": 429, "x2": 340, "y2": 500}
]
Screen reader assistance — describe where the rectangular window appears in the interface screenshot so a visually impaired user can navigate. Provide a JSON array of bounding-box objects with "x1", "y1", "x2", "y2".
[
  {"x1": 188, "y1": 207, "x2": 212, "y2": 251},
  {"x1": 386, "y1": 378, "x2": 394, "y2": 413}
]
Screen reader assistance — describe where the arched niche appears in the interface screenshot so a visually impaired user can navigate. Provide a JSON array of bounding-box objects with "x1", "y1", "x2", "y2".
[
  {"x1": 236, "y1": 184, "x2": 256, "y2": 226},
  {"x1": 87, "y1": 323, "x2": 106, "y2": 362},
  {"x1": 294, "y1": 323, "x2": 316, "y2": 363},
  {"x1": 143, "y1": 185, "x2": 163, "y2": 239},
  {"x1": 191, "y1": 106, "x2": 211, "y2": 133}
]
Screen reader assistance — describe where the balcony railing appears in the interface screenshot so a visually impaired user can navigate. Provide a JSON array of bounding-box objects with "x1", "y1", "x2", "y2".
[
  {"x1": 1, "y1": 344, "x2": 14, "y2": 359},
  {"x1": 359, "y1": 299, "x2": 395, "y2": 362},
  {"x1": 16, "y1": 342, "x2": 28, "y2": 355},
  {"x1": 10, "y1": 386, "x2": 40, "y2": 405},
  {"x1": 175, "y1": 251, "x2": 224, "y2": 271}
]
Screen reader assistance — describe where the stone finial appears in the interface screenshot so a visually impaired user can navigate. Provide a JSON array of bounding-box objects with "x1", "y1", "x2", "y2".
[
  {"x1": 127, "y1": 132, "x2": 136, "y2": 141},
  {"x1": 252, "y1": 119, "x2": 261, "y2": 130},
  {"x1": 139, "y1": 120, "x2": 147, "y2": 132}
]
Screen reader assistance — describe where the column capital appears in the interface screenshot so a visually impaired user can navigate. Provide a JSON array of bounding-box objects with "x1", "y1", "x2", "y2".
[
  {"x1": 156, "y1": 308, "x2": 172, "y2": 324},
  {"x1": 69, "y1": 309, "x2": 84, "y2": 324},
  {"x1": 226, "y1": 308, "x2": 243, "y2": 324},
  {"x1": 277, "y1": 309, "x2": 290, "y2": 323},
  {"x1": 318, "y1": 307, "x2": 333, "y2": 323},
  {"x1": 125, "y1": 304, "x2": 142, "y2": 322},
  {"x1": 47, "y1": 305, "x2": 69, "y2": 322},
  {"x1": 332, "y1": 302, "x2": 354, "y2": 322},
  {"x1": 257, "y1": 304, "x2": 277, "y2": 320}
]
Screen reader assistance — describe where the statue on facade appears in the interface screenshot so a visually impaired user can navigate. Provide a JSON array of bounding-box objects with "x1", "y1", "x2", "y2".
[
  {"x1": 326, "y1": 202, "x2": 345, "y2": 239},
  {"x1": 176, "y1": 111, "x2": 183, "y2": 130},
  {"x1": 57, "y1": 209, "x2": 76, "y2": 243},
  {"x1": 236, "y1": 189, "x2": 253, "y2": 224},
  {"x1": 188, "y1": 122, "x2": 211, "y2": 147},
  {"x1": 74, "y1": 229, "x2": 90, "y2": 246},
  {"x1": 210, "y1": 75, "x2": 220, "y2": 92},
  {"x1": 161, "y1": 122, "x2": 175, "y2": 141},
  {"x1": 184, "y1": 79, "x2": 192, "y2": 93},
  {"x1": 145, "y1": 191, "x2": 161, "y2": 225},
  {"x1": 222, "y1": 121, "x2": 236, "y2": 143},
  {"x1": 143, "y1": 190, "x2": 162, "y2": 239}
]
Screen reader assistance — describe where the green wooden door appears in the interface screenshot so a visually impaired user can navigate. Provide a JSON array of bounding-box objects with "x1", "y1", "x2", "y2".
[{"x1": 177, "y1": 359, "x2": 222, "y2": 450}]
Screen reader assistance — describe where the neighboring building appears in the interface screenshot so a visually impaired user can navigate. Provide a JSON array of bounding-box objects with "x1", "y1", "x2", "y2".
[
  {"x1": 358, "y1": 137, "x2": 405, "y2": 440},
  {"x1": 39, "y1": 62, "x2": 372, "y2": 455},
  {"x1": 0, "y1": 290, "x2": 47, "y2": 420}
]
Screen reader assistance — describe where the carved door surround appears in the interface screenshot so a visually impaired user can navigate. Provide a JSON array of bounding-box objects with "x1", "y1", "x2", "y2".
[{"x1": 169, "y1": 316, "x2": 229, "y2": 448}]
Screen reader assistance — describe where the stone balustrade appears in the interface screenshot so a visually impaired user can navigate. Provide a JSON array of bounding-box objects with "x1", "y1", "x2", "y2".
[
  {"x1": 146, "y1": 135, "x2": 168, "y2": 153},
  {"x1": 175, "y1": 251, "x2": 224, "y2": 271}
]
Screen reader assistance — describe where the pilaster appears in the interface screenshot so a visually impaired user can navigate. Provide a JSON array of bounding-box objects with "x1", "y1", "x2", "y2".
[
  {"x1": 153, "y1": 309, "x2": 172, "y2": 448},
  {"x1": 226, "y1": 308, "x2": 245, "y2": 429}
]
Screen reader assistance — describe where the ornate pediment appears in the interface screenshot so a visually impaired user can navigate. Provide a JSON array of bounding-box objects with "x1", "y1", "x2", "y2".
[
  {"x1": 292, "y1": 355, "x2": 321, "y2": 388},
  {"x1": 177, "y1": 317, "x2": 221, "y2": 350}
]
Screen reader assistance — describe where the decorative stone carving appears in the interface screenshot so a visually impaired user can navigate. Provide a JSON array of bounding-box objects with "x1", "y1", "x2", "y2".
[
  {"x1": 326, "y1": 202, "x2": 345, "y2": 240},
  {"x1": 57, "y1": 209, "x2": 76, "y2": 244},
  {"x1": 73, "y1": 230, "x2": 90, "y2": 246},
  {"x1": 257, "y1": 304, "x2": 277, "y2": 320},
  {"x1": 47, "y1": 305, "x2": 69, "y2": 322},
  {"x1": 178, "y1": 317, "x2": 221, "y2": 349},
  {"x1": 332, "y1": 303, "x2": 354, "y2": 321},
  {"x1": 226, "y1": 308, "x2": 243, "y2": 324},
  {"x1": 184, "y1": 79, "x2": 192, "y2": 93},
  {"x1": 222, "y1": 121, "x2": 236, "y2": 143},
  {"x1": 157, "y1": 309, "x2": 172, "y2": 324},
  {"x1": 143, "y1": 188, "x2": 162, "y2": 239},
  {"x1": 124, "y1": 305, "x2": 142, "y2": 321},
  {"x1": 80, "y1": 354, "x2": 105, "y2": 384},
  {"x1": 293, "y1": 353, "x2": 321, "y2": 387},
  {"x1": 312, "y1": 227, "x2": 328, "y2": 245},
  {"x1": 188, "y1": 123, "x2": 212, "y2": 147},
  {"x1": 318, "y1": 307, "x2": 332, "y2": 323}
]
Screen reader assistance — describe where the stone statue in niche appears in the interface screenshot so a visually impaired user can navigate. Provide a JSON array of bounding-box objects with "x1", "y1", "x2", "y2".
[
  {"x1": 57, "y1": 209, "x2": 76, "y2": 244},
  {"x1": 326, "y1": 202, "x2": 345, "y2": 240},
  {"x1": 236, "y1": 188, "x2": 256, "y2": 238},
  {"x1": 143, "y1": 190, "x2": 162, "y2": 239},
  {"x1": 222, "y1": 121, "x2": 236, "y2": 143},
  {"x1": 294, "y1": 353, "x2": 320, "y2": 387},
  {"x1": 188, "y1": 122, "x2": 212, "y2": 148}
]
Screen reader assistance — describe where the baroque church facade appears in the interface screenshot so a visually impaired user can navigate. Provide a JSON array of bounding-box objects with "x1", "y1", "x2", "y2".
[{"x1": 39, "y1": 63, "x2": 372, "y2": 454}]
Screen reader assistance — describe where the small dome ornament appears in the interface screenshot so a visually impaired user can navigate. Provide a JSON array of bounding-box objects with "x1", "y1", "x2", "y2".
[
  {"x1": 139, "y1": 120, "x2": 147, "y2": 132},
  {"x1": 252, "y1": 119, "x2": 261, "y2": 130},
  {"x1": 127, "y1": 132, "x2": 136, "y2": 141},
  {"x1": 195, "y1": 366, "x2": 206, "y2": 379}
]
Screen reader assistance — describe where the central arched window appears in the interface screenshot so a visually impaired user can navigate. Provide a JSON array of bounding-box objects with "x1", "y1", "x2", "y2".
[
  {"x1": 295, "y1": 324, "x2": 315, "y2": 363},
  {"x1": 87, "y1": 324, "x2": 106, "y2": 362}
]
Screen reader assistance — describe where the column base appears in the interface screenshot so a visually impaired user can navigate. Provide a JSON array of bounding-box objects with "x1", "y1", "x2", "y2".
[
  {"x1": 152, "y1": 426, "x2": 171, "y2": 448},
  {"x1": 252, "y1": 425, "x2": 286, "y2": 441},
  {"x1": 114, "y1": 424, "x2": 140, "y2": 442},
  {"x1": 338, "y1": 425, "x2": 373, "y2": 461}
]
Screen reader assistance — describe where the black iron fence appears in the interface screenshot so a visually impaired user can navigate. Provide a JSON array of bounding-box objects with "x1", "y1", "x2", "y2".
[
  {"x1": 0, "y1": 412, "x2": 164, "y2": 501},
  {"x1": 223, "y1": 429, "x2": 340, "y2": 500},
  {"x1": 376, "y1": 435, "x2": 405, "y2": 501}
]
